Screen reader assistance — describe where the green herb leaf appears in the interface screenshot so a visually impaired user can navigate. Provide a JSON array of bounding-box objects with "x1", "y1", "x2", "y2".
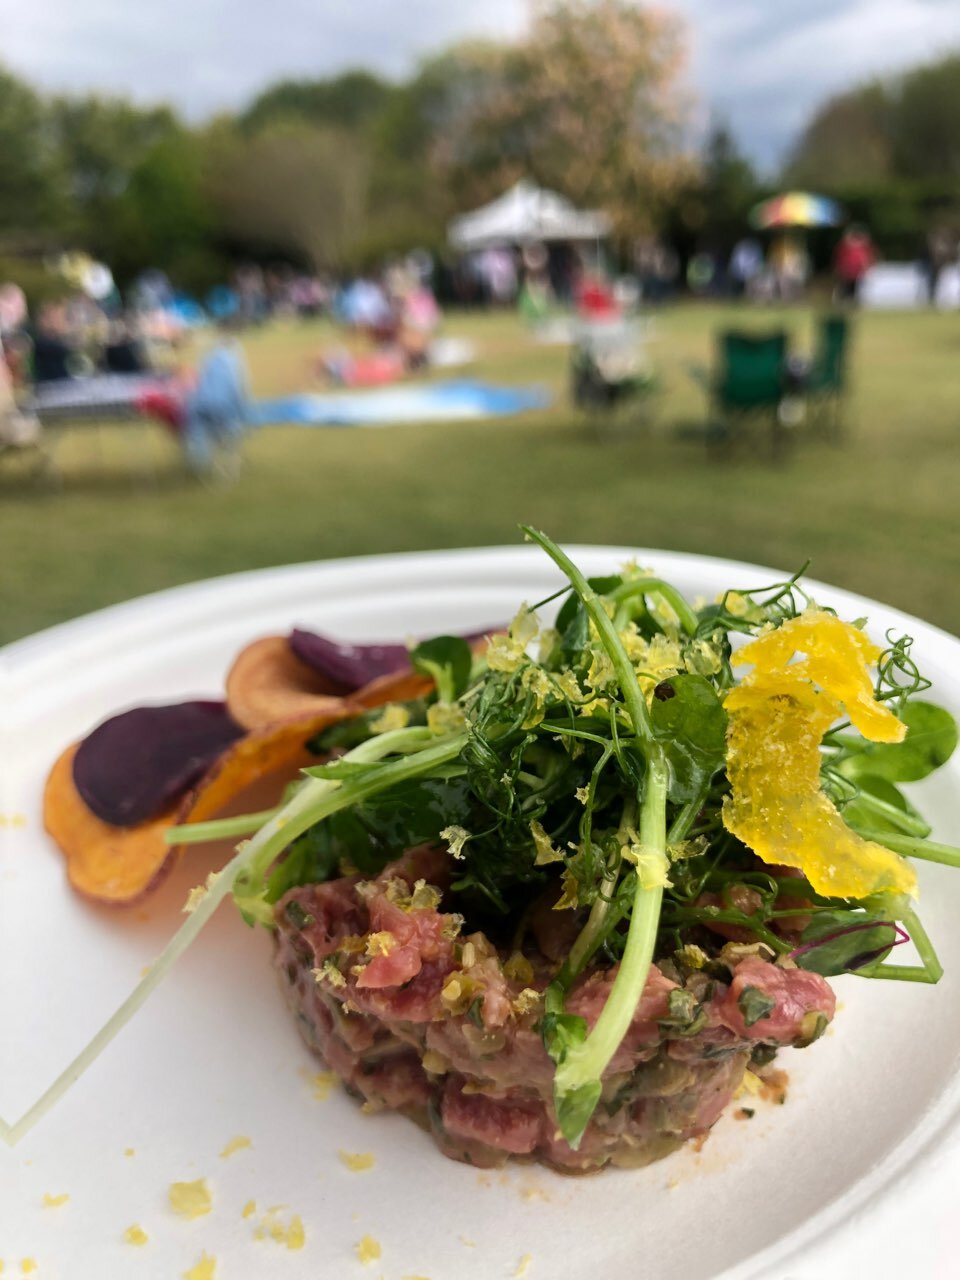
[
  {"x1": 410, "y1": 636, "x2": 473, "y2": 702},
  {"x1": 840, "y1": 701, "x2": 957, "y2": 783},
  {"x1": 649, "y1": 674, "x2": 728, "y2": 801},
  {"x1": 540, "y1": 1011, "x2": 589, "y2": 1066},
  {"x1": 793, "y1": 910, "x2": 900, "y2": 976},
  {"x1": 840, "y1": 774, "x2": 931, "y2": 837},
  {"x1": 554, "y1": 1081, "x2": 603, "y2": 1148}
]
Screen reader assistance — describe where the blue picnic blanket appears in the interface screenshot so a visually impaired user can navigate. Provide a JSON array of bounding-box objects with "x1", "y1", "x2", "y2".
[{"x1": 254, "y1": 380, "x2": 550, "y2": 427}]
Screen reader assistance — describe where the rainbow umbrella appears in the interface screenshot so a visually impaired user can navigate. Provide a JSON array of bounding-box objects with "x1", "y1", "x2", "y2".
[{"x1": 749, "y1": 192, "x2": 842, "y2": 230}]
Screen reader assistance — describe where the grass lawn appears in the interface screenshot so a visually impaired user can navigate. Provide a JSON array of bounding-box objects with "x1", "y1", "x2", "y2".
[{"x1": 3, "y1": 303, "x2": 959, "y2": 644}]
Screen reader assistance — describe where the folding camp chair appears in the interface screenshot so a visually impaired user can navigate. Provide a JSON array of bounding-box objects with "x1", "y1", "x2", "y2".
[
  {"x1": 570, "y1": 316, "x2": 657, "y2": 432},
  {"x1": 805, "y1": 313, "x2": 850, "y2": 441},
  {"x1": 695, "y1": 329, "x2": 791, "y2": 459}
]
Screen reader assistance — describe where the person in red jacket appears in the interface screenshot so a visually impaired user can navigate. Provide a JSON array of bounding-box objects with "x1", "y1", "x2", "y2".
[{"x1": 833, "y1": 225, "x2": 877, "y2": 303}]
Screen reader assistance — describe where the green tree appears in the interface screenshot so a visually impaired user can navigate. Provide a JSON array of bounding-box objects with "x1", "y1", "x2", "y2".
[
  {"x1": 109, "y1": 128, "x2": 220, "y2": 289},
  {"x1": 241, "y1": 71, "x2": 395, "y2": 134},
  {"x1": 48, "y1": 95, "x2": 180, "y2": 247},
  {"x1": 0, "y1": 66, "x2": 60, "y2": 242},
  {"x1": 784, "y1": 83, "x2": 893, "y2": 189},
  {"x1": 428, "y1": 2, "x2": 693, "y2": 241},
  {"x1": 893, "y1": 54, "x2": 960, "y2": 181},
  {"x1": 205, "y1": 120, "x2": 371, "y2": 269},
  {"x1": 697, "y1": 120, "x2": 759, "y2": 249}
]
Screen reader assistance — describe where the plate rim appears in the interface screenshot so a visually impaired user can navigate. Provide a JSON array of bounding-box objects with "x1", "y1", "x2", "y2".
[{"x1": 6, "y1": 542, "x2": 959, "y2": 671}]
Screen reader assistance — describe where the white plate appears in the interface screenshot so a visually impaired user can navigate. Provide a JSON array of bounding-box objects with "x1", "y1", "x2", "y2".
[{"x1": 3, "y1": 546, "x2": 960, "y2": 1280}]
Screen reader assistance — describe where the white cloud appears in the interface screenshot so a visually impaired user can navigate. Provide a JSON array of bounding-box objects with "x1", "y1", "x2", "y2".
[{"x1": 1, "y1": 0, "x2": 958, "y2": 168}]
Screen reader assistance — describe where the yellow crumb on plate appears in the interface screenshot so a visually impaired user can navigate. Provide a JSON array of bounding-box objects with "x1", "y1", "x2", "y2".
[
  {"x1": 124, "y1": 1147, "x2": 136, "y2": 1158},
  {"x1": 515, "y1": 1253, "x2": 533, "y2": 1278},
  {"x1": 123, "y1": 1225, "x2": 149, "y2": 1247},
  {"x1": 286, "y1": 1215, "x2": 305, "y2": 1251},
  {"x1": 168, "y1": 1178, "x2": 212, "y2": 1219},
  {"x1": 42, "y1": 1192, "x2": 69, "y2": 1207},
  {"x1": 734, "y1": 1070, "x2": 762, "y2": 1099},
  {"x1": 183, "y1": 1252, "x2": 217, "y2": 1280},
  {"x1": 241, "y1": 1200, "x2": 256, "y2": 1219},
  {"x1": 460, "y1": 1235, "x2": 477, "y2": 1248},
  {"x1": 253, "y1": 1207, "x2": 305, "y2": 1250},
  {"x1": 219, "y1": 1135, "x2": 252, "y2": 1159},
  {"x1": 337, "y1": 1149, "x2": 375, "y2": 1172},
  {"x1": 355, "y1": 1235, "x2": 382, "y2": 1264},
  {"x1": 309, "y1": 1071, "x2": 338, "y2": 1100},
  {"x1": 20, "y1": 1264, "x2": 37, "y2": 1277}
]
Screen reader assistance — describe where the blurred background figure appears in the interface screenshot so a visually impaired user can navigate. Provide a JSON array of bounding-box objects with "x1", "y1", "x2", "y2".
[
  {"x1": 181, "y1": 327, "x2": 251, "y2": 481},
  {"x1": 768, "y1": 234, "x2": 809, "y2": 301},
  {"x1": 31, "y1": 301, "x2": 77, "y2": 384},
  {"x1": 0, "y1": 336, "x2": 42, "y2": 455},
  {"x1": 477, "y1": 246, "x2": 518, "y2": 306},
  {"x1": 686, "y1": 250, "x2": 717, "y2": 296},
  {"x1": 924, "y1": 224, "x2": 958, "y2": 305},
  {"x1": 728, "y1": 237, "x2": 763, "y2": 298},
  {"x1": 833, "y1": 224, "x2": 877, "y2": 303}
]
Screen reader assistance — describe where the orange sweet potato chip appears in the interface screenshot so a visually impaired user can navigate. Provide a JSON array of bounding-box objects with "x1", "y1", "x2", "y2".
[
  {"x1": 176, "y1": 706, "x2": 351, "y2": 829},
  {"x1": 225, "y1": 635, "x2": 347, "y2": 731},
  {"x1": 43, "y1": 744, "x2": 179, "y2": 905},
  {"x1": 179, "y1": 666, "x2": 432, "y2": 830},
  {"x1": 44, "y1": 661, "x2": 436, "y2": 906}
]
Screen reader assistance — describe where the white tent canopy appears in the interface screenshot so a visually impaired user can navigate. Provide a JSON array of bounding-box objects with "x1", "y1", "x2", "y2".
[{"x1": 448, "y1": 180, "x2": 612, "y2": 250}]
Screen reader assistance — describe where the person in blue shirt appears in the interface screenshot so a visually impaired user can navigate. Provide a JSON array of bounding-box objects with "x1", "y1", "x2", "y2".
[{"x1": 182, "y1": 332, "x2": 251, "y2": 480}]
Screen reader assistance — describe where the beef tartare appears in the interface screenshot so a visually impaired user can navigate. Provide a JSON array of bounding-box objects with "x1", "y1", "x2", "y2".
[{"x1": 274, "y1": 846, "x2": 835, "y2": 1171}]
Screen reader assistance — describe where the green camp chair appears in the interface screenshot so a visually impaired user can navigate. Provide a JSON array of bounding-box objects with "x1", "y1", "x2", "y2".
[
  {"x1": 805, "y1": 313, "x2": 849, "y2": 440},
  {"x1": 695, "y1": 329, "x2": 790, "y2": 457}
]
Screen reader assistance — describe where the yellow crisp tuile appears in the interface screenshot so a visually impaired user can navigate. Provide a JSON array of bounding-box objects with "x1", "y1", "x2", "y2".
[{"x1": 723, "y1": 609, "x2": 917, "y2": 899}]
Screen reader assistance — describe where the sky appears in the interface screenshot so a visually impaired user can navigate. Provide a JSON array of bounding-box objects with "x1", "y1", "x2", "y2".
[{"x1": 2, "y1": 0, "x2": 959, "y2": 171}]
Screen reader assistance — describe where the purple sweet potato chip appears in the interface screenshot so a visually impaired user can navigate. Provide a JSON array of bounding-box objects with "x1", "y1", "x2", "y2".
[
  {"x1": 288, "y1": 626, "x2": 501, "y2": 693},
  {"x1": 288, "y1": 629, "x2": 410, "y2": 692},
  {"x1": 73, "y1": 700, "x2": 246, "y2": 827}
]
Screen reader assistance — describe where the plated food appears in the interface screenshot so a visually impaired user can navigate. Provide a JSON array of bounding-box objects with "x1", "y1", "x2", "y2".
[{"x1": 32, "y1": 531, "x2": 959, "y2": 1175}]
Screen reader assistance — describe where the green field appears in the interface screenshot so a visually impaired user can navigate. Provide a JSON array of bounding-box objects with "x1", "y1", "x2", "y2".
[{"x1": 3, "y1": 304, "x2": 959, "y2": 644}]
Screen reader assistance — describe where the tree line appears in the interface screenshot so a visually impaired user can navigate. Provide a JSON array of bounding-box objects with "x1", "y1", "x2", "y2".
[{"x1": 0, "y1": 1, "x2": 958, "y2": 298}]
